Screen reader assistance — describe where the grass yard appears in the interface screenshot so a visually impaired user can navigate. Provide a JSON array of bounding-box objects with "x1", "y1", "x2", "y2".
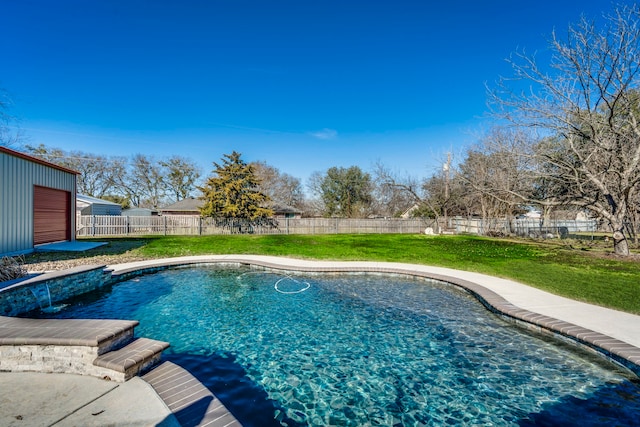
[{"x1": 24, "y1": 234, "x2": 640, "y2": 314}]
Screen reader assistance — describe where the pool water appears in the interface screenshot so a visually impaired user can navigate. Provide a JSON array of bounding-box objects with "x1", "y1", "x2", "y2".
[{"x1": 32, "y1": 266, "x2": 640, "y2": 426}]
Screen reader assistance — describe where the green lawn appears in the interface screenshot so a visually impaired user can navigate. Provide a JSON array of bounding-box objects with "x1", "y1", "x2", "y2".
[{"x1": 57, "y1": 233, "x2": 640, "y2": 314}]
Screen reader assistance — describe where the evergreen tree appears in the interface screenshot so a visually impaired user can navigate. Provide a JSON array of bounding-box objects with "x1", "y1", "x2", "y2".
[{"x1": 199, "y1": 151, "x2": 275, "y2": 232}]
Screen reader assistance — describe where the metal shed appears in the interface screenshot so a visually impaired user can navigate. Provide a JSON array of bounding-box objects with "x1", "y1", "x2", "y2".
[
  {"x1": 0, "y1": 146, "x2": 78, "y2": 256},
  {"x1": 76, "y1": 194, "x2": 122, "y2": 216}
]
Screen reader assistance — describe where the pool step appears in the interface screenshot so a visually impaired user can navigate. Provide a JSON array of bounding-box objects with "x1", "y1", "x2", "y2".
[
  {"x1": 142, "y1": 361, "x2": 241, "y2": 427},
  {"x1": 93, "y1": 337, "x2": 170, "y2": 382},
  {"x1": 95, "y1": 320, "x2": 138, "y2": 355}
]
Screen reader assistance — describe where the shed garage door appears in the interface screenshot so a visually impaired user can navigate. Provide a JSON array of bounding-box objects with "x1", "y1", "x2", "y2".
[{"x1": 33, "y1": 185, "x2": 71, "y2": 245}]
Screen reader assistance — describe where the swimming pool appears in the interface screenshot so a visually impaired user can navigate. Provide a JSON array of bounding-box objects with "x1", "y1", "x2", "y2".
[{"x1": 31, "y1": 266, "x2": 640, "y2": 426}]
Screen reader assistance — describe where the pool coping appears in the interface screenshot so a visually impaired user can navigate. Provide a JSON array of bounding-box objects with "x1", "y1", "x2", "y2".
[
  {"x1": 108, "y1": 255, "x2": 640, "y2": 376},
  {"x1": 1, "y1": 255, "x2": 638, "y2": 426}
]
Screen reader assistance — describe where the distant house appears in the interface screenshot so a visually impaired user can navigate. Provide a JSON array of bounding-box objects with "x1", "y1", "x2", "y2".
[
  {"x1": 1, "y1": 146, "x2": 78, "y2": 256},
  {"x1": 76, "y1": 194, "x2": 122, "y2": 216},
  {"x1": 269, "y1": 204, "x2": 302, "y2": 219},
  {"x1": 121, "y1": 207, "x2": 159, "y2": 216},
  {"x1": 401, "y1": 204, "x2": 419, "y2": 219},
  {"x1": 516, "y1": 210, "x2": 542, "y2": 220},
  {"x1": 160, "y1": 197, "x2": 202, "y2": 216}
]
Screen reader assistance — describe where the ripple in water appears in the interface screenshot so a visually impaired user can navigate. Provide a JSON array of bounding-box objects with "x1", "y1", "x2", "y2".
[{"x1": 32, "y1": 266, "x2": 640, "y2": 426}]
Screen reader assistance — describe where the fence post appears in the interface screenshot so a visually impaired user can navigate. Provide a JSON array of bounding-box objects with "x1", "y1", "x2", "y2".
[
  {"x1": 92, "y1": 215, "x2": 96, "y2": 237},
  {"x1": 163, "y1": 215, "x2": 167, "y2": 236}
]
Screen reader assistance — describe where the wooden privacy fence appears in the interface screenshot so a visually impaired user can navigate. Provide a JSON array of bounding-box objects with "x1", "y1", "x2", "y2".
[
  {"x1": 76, "y1": 215, "x2": 429, "y2": 237},
  {"x1": 450, "y1": 217, "x2": 599, "y2": 236}
]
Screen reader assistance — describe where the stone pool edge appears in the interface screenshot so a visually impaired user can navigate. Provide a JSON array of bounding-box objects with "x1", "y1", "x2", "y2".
[{"x1": 108, "y1": 255, "x2": 640, "y2": 377}]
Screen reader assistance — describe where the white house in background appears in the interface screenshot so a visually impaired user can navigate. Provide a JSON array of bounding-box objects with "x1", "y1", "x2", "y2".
[
  {"x1": 401, "y1": 204, "x2": 419, "y2": 219},
  {"x1": 0, "y1": 146, "x2": 78, "y2": 256},
  {"x1": 76, "y1": 194, "x2": 122, "y2": 216},
  {"x1": 576, "y1": 211, "x2": 591, "y2": 221}
]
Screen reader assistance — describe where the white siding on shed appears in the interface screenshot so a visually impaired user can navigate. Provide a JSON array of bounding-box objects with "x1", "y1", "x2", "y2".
[{"x1": 76, "y1": 194, "x2": 122, "y2": 216}]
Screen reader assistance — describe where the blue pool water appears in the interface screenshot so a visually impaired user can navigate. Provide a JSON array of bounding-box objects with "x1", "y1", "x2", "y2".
[{"x1": 31, "y1": 266, "x2": 640, "y2": 426}]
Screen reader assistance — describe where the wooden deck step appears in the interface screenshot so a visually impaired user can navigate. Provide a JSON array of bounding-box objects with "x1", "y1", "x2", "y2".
[
  {"x1": 0, "y1": 317, "x2": 138, "y2": 352},
  {"x1": 93, "y1": 337, "x2": 169, "y2": 381},
  {"x1": 143, "y1": 361, "x2": 241, "y2": 427}
]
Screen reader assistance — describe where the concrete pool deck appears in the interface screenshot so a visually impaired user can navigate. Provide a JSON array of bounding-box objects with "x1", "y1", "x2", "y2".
[
  {"x1": 0, "y1": 373, "x2": 179, "y2": 426},
  {"x1": 1, "y1": 255, "x2": 639, "y2": 426}
]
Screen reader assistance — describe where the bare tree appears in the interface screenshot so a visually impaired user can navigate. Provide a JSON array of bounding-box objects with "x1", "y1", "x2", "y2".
[
  {"x1": 252, "y1": 161, "x2": 304, "y2": 208},
  {"x1": 371, "y1": 162, "x2": 416, "y2": 217},
  {"x1": 117, "y1": 154, "x2": 166, "y2": 208},
  {"x1": 304, "y1": 171, "x2": 327, "y2": 217},
  {"x1": 23, "y1": 143, "x2": 199, "y2": 208},
  {"x1": 489, "y1": 5, "x2": 640, "y2": 255},
  {"x1": 374, "y1": 163, "x2": 423, "y2": 205},
  {"x1": 421, "y1": 173, "x2": 469, "y2": 219},
  {"x1": 161, "y1": 155, "x2": 201, "y2": 203},
  {"x1": 0, "y1": 88, "x2": 23, "y2": 147},
  {"x1": 627, "y1": 191, "x2": 640, "y2": 245},
  {"x1": 374, "y1": 163, "x2": 453, "y2": 227},
  {"x1": 23, "y1": 144, "x2": 65, "y2": 163},
  {"x1": 457, "y1": 128, "x2": 535, "y2": 232},
  {"x1": 72, "y1": 152, "x2": 124, "y2": 197},
  {"x1": 24, "y1": 144, "x2": 124, "y2": 198}
]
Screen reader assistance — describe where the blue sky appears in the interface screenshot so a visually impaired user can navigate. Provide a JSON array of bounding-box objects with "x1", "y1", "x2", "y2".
[{"x1": 0, "y1": 0, "x2": 619, "y2": 186}]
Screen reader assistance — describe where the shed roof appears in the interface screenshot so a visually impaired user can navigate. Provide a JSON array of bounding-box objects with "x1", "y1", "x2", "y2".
[
  {"x1": 0, "y1": 146, "x2": 79, "y2": 175},
  {"x1": 76, "y1": 194, "x2": 122, "y2": 206}
]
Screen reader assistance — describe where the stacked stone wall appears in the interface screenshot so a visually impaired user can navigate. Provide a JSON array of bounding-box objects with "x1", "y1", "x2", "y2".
[
  {"x1": 0, "y1": 265, "x2": 111, "y2": 316},
  {"x1": 0, "y1": 344, "x2": 98, "y2": 375}
]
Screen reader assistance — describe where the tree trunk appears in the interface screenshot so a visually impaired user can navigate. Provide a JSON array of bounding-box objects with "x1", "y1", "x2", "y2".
[
  {"x1": 542, "y1": 205, "x2": 552, "y2": 227},
  {"x1": 628, "y1": 208, "x2": 639, "y2": 246},
  {"x1": 612, "y1": 224, "x2": 630, "y2": 256},
  {"x1": 506, "y1": 212, "x2": 514, "y2": 234},
  {"x1": 613, "y1": 230, "x2": 629, "y2": 255}
]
